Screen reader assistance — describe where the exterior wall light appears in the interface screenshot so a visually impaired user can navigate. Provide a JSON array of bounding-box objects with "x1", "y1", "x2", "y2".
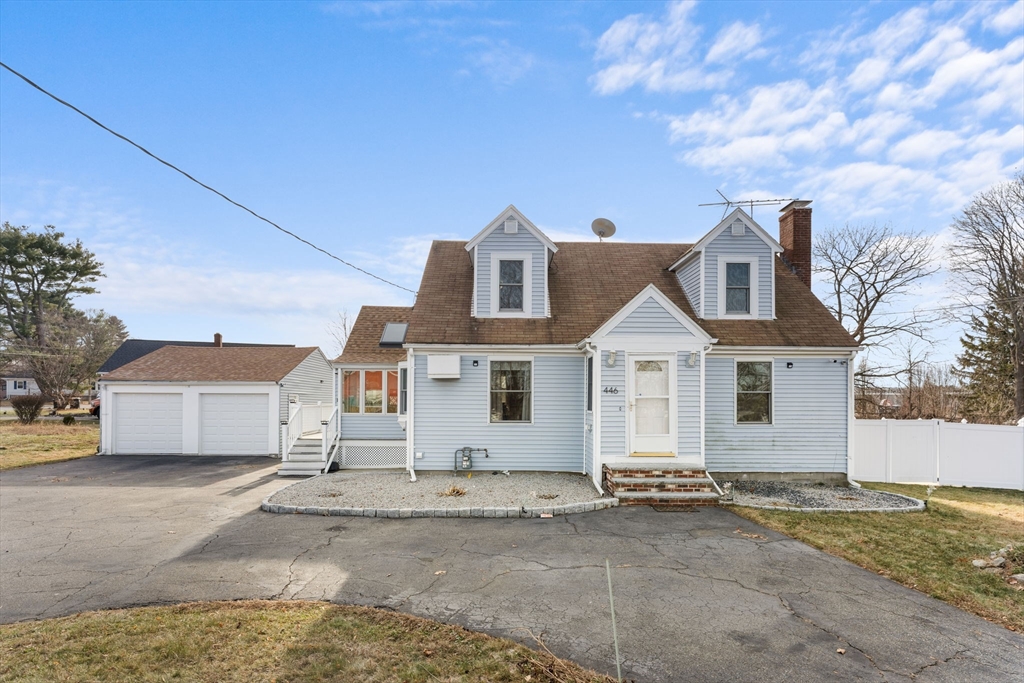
[{"x1": 607, "y1": 351, "x2": 617, "y2": 367}]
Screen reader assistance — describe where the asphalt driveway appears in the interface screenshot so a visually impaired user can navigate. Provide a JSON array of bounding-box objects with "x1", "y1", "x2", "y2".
[{"x1": 1, "y1": 456, "x2": 1020, "y2": 682}]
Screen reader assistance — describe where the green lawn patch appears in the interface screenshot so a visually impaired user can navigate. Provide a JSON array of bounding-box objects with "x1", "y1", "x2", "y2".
[{"x1": 730, "y1": 483, "x2": 1024, "y2": 632}]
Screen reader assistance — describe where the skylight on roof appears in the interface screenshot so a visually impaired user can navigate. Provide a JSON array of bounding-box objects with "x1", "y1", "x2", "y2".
[{"x1": 379, "y1": 322, "x2": 409, "y2": 347}]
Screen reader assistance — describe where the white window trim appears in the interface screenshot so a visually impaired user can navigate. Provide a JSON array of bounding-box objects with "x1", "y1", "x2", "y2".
[
  {"x1": 487, "y1": 355, "x2": 534, "y2": 425},
  {"x1": 341, "y1": 368, "x2": 400, "y2": 416},
  {"x1": 733, "y1": 358, "x2": 774, "y2": 426},
  {"x1": 718, "y1": 255, "x2": 759, "y2": 319},
  {"x1": 489, "y1": 252, "x2": 533, "y2": 318}
]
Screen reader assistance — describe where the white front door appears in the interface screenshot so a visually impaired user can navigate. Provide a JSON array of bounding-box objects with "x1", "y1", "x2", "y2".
[{"x1": 628, "y1": 356, "x2": 675, "y2": 455}]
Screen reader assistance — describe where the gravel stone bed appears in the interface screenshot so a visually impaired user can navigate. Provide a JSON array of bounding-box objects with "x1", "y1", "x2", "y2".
[
  {"x1": 265, "y1": 470, "x2": 614, "y2": 517},
  {"x1": 722, "y1": 480, "x2": 923, "y2": 512}
]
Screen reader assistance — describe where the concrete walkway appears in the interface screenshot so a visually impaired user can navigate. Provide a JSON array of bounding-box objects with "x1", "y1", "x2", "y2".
[{"x1": 1, "y1": 456, "x2": 1020, "y2": 682}]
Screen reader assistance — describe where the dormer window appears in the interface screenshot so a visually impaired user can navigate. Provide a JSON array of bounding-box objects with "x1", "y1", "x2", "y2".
[
  {"x1": 725, "y1": 263, "x2": 750, "y2": 314},
  {"x1": 499, "y1": 260, "x2": 524, "y2": 312}
]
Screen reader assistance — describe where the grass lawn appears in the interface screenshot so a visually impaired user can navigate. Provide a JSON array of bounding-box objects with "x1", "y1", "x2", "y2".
[
  {"x1": 730, "y1": 483, "x2": 1024, "y2": 632},
  {"x1": 0, "y1": 421, "x2": 99, "y2": 470},
  {"x1": 0, "y1": 600, "x2": 613, "y2": 683}
]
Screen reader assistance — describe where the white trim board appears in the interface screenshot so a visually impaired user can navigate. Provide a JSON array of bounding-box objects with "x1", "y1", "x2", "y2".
[
  {"x1": 464, "y1": 204, "x2": 559, "y2": 254},
  {"x1": 716, "y1": 255, "x2": 759, "y2": 320},
  {"x1": 587, "y1": 284, "x2": 714, "y2": 343},
  {"x1": 489, "y1": 252, "x2": 534, "y2": 318}
]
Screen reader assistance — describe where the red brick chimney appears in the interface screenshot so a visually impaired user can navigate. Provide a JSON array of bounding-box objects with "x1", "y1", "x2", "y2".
[
  {"x1": 214, "y1": 332, "x2": 223, "y2": 347},
  {"x1": 779, "y1": 200, "x2": 812, "y2": 288}
]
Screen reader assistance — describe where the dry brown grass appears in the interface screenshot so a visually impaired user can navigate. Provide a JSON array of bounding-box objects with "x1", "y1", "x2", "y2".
[
  {"x1": 731, "y1": 483, "x2": 1024, "y2": 632},
  {"x1": 0, "y1": 421, "x2": 99, "y2": 470},
  {"x1": 0, "y1": 600, "x2": 615, "y2": 683}
]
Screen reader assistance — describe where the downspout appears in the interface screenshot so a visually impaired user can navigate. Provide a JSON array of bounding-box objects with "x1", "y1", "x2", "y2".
[
  {"x1": 407, "y1": 347, "x2": 416, "y2": 482},
  {"x1": 847, "y1": 349, "x2": 861, "y2": 488}
]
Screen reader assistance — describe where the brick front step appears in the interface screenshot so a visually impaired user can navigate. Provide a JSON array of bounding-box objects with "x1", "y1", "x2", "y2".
[{"x1": 602, "y1": 465, "x2": 720, "y2": 506}]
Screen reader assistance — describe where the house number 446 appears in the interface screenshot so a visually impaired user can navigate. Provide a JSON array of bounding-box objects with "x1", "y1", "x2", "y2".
[{"x1": 602, "y1": 386, "x2": 619, "y2": 394}]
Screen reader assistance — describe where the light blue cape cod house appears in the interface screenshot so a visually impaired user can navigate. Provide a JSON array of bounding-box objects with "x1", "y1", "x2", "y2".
[{"x1": 326, "y1": 202, "x2": 858, "y2": 504}]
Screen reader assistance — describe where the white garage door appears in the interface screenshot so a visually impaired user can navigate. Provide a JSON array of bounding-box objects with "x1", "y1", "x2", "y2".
[
  {"x1": 114, "y1": 393, "x2": 183, "y2": 454},
  {"x1": 200, "y1": 393, "x2": 270, "y2": 455}
]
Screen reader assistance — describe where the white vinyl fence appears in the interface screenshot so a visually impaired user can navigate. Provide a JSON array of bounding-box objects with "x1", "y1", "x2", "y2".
[{"x1": 853, "y1": 419, "x2": 1024, "y2": 490}]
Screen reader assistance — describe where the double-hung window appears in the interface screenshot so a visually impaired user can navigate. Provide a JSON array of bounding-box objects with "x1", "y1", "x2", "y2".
[
  {"x1": 725, "y1": 263, "x2": 750, "y2": 315},
  {"x1": 736, "y1": 361, "x2": 772, "y2": 423},
  {"x1": 586, "y1": 356, "x2": 594, "y2": 412},
  {"x1": 341, "y1": 369, "x2": 400, "y2": 415},
  {"x1": 498, "y1": 260, "x2": 524, "y2": 312},
  {"x1": 489, "y1": 360, "x2": 532, "y2": 423}
]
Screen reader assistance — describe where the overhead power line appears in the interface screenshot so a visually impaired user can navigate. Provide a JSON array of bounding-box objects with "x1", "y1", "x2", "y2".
[{"x1": 0, "y1": 61, "x2": 417, "y2": 295}]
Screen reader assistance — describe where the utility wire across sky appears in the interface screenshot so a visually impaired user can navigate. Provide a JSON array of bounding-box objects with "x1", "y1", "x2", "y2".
[{"x1": 0, "y1": 61, "x2": 418, "y2": 295}]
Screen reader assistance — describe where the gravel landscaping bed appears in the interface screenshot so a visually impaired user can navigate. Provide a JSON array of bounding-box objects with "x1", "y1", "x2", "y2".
[
  {"x1": 264, "y1": 470, "x2": 616, "y2": 517},
  {"x1": 721, "y1": 480, "x2": 923, "y2": 512}
]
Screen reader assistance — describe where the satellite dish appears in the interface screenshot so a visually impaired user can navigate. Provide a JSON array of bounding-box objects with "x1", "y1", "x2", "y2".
[{"x1": 591, "y1": 218, "x2": 616, "y2": 241}]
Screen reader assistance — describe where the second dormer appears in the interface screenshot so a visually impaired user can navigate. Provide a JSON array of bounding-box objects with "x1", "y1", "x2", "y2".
[
  {"x1": 466, "y1": 205, "x2": 558, "y2": 318},
  {"x1": 669, "y1": 207, "x2": 785, "y2": 320}
]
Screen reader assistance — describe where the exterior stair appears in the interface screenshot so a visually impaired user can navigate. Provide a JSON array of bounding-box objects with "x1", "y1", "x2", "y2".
[
  {"x1": 279, "y1": 437, "x2": 327, "y2": 477},
  {"x1": 602, "y1": 465, "x2": 720, "y2": 506}
]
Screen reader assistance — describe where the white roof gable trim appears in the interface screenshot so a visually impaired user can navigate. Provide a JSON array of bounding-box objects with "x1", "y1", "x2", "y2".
[
  {"x1": 587, "y1": 284, "x2": 714, "y2": 343},
  {"x1": 669, "y1": 207, "x2": 783, "y2": 271},
  {"x1": 464, "y1": 204, "x2": 559, "y2": 254}
]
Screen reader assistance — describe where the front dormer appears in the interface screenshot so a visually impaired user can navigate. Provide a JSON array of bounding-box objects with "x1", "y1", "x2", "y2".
[
  {"x1": 669, "y1": 208, "x2": 784, "y2": 320},
  {"x1": 465, "y1": 205, "x2": 558, "y2": 318}
]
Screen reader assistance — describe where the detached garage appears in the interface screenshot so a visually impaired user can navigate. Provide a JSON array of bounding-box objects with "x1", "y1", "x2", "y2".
[{"x1": 98, "y1": 345, "x2": 332, "y2": 457}]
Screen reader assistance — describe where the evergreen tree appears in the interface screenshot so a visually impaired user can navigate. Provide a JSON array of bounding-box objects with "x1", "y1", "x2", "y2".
[{"x1": 955, "y1": 307, "x2": 1016, "y2": 423}]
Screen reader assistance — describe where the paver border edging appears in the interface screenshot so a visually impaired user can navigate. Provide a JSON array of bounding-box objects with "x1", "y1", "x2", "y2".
[
  {"x1": 260, "y1": 496, "x2": 619, "y2": 518},
  {"x1": 720, "y1": 491, "x2": 924, "y2": 513}
]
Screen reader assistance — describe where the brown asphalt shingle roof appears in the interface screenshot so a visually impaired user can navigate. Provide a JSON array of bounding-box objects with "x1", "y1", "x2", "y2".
[
  {"x1": 102, "y1": 346, "x2": 322, "y2": 382},
  {"x1": 336, "y1": 306, "x2": 413, "y2": 364},
  {"x1": 402, "y1": 240, "x2": 856, "y2": 348}
]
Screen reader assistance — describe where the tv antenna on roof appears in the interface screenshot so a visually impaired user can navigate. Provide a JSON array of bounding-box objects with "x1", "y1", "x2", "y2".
[
  {"x1": 699, "y1": 189, "x2": 796, "y2": 220},
  {"x1": 591, "y1": 217, "x2": 616, "y2": 241}
]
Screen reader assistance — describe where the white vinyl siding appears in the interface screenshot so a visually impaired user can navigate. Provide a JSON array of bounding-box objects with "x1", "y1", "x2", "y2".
[
  {"x1": 200, "y1": 393, "x2": 270, "y2": 455},
  {"x1": 339, "y1": 413, "x2": 407, "y2": 440},
  {"x1": 703, "y1": 221, "x2": 773, "y2": 320},
  {"x1": 114, "y1": 393, "x2": 183, "y2": 454},
  {"x1": 606, "y1": 297, "x2": 694, "y2": 336},
  {"x1": 676, "y1": 257, "x2": 702, "y2": 317},
  {"x1": 599, "y1": 351, "x2": 626, "y2": 457},
  {"x1": 676, "y1": 351, "x2": 701, "y2": 461},
  {"x1": 705, "y1": 356, "x2": 849, "y2": 472},
  {"x1": 475, "y1": 227, "x2": 547, "y2": 318},
  {"x1": 584, "y1": 409, "x2": 594, "y2": 475},
  {"x1": 412, "y1": 355, "x2": 583, "y2": 471}
]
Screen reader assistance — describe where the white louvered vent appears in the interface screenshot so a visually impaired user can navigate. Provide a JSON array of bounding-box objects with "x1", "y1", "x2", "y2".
[
  {"x1": 504, "y1": 218, "x2": 518, "y2": 234},
  {"x1": 731, "y1": 220, "x2": 745, "y2": 236}
]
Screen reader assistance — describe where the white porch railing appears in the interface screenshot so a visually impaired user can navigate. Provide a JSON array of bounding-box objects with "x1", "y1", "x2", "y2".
[
  {"x1": 300, "y1": 402, "x2": 330, "y2": 436},
  {"x1": 322, "y1": 406, "x2": 341, "y2": 469},
  {"x1": 282, "y1": 402, "x2": 302, "y2": 462}
]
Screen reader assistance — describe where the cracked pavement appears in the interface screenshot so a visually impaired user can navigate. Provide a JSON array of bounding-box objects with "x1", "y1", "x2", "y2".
[{"x1": 2, "y1": 456, "x2": 1021, "y2": 682}]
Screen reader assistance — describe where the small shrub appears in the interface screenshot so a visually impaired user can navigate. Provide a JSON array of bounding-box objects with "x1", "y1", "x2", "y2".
[
  {"x1": 439, "y1": 485, "x2": 466, "y2": 497},
  {"x1": 10, "y1": 394, "x2": 47, "y2": 424},
  {"x1": 62, "y1": 415, "x2": 76, "y2": 426}
]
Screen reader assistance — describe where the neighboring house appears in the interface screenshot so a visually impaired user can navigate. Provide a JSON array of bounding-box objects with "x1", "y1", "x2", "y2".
[
  {"x1": 97, "y1": 343, "x2": 333, "y2": 460},
  {"x1": 0, "y1": 363, "x2": 39, "y2": 400},
  {"x1": 333, "y1": 201, "x2": 858, "y2": 505}
]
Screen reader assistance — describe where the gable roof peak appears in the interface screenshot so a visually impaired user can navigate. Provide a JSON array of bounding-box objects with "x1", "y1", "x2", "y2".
[
  {"x1": 669, "y1": 207, "x2": 783, "y2": 271},
  {"x1": 464, "y1": 204, "x2": 559, "y2": 254}
]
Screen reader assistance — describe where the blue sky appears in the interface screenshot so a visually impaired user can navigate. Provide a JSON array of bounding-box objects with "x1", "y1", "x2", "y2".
[{"x1": 1, "y1": 0, "x2": 1021, "y2": 364}]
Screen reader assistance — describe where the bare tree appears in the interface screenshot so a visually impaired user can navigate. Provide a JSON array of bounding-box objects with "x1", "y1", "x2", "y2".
[
  {"x1": 814, "y1": 223, "x2": 938, "y2": 350},
  {"x1": 325, "y1": 309, "x2": 353, "y2": 358},
  {"x1": 947, "y1": 172, "x2": 1024, "y2": 420}
]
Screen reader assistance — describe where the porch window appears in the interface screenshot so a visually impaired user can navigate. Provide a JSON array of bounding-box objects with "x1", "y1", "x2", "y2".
[
  {"x1": 725, "y1": 263, "x2": 750, "y2": 314},
  {"x1": 364, "y1": 371, "x2": 383, "y2": 414},
  {"x1": 342, "y1": 371, "x2": 360, "y2": 413},
  {"x1": 490, "y1": 360, "x2": 532, "y2": 422},
  {"x1": 386, "y1": 370, "x2": 399, "y2": 414},
  {"x1": 736, "y1": 361, "x2": 772, "y2": 423},
  {"x1": 498, "y1": 260, "x2": 524, "y2": 312},
  {"x1": 399, "y1": 368, "x2": 408, "y2": 415},
  {"x1": 586, "y1": 356, "x2": 593, "y2": 412}
]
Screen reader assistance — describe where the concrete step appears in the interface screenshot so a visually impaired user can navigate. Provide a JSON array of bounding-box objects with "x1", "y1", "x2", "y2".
[
  {"x1": 279, "y1": 463, "x2": 323, "y2": 477},
  {"x1": 614, "y1": 490, "x2": 719, "y2": 500},
  {"x1": 288, "y1": 453, "x2": 325, "y2": 463}
]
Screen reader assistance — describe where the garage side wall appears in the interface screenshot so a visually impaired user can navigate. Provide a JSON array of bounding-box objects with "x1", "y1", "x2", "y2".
[{"x1": 279, "y1": 352, "x2": 334, "y2": 422}]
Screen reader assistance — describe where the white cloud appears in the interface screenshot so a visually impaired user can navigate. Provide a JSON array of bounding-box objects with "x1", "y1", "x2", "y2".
[
  {"x1": 591, "y1": 1, "x2": 735, "y2": 94},
  {"x1": 984, "y1": 0, "x2": 1024, "y2": 34},
  {"x1": 705, "y1": 21, "x2": 766, "y2": 64},
  {"x1": 465, "y1": 38, "x2": 535, "y2": 86},
  {"x1": 887, "y1": 129, "x2": 964, "y2": 164}
]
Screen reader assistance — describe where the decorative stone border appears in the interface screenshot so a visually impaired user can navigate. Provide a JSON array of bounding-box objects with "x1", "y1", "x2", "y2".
[
  {"x1": 261, "y1": 497, "x2": 619, "y2": 518},
  {"x1": 720, "y1": 491, "x2": 924, "y2": 513}
]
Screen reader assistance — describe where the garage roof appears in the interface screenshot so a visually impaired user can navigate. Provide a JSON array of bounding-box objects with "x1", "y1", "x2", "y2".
[
  {"x1": 98, "y1": 338, "x2": 294, "y2": 374},
  {"x1": 101, "y1": 346, "x2": 323, "y2": 383}
]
